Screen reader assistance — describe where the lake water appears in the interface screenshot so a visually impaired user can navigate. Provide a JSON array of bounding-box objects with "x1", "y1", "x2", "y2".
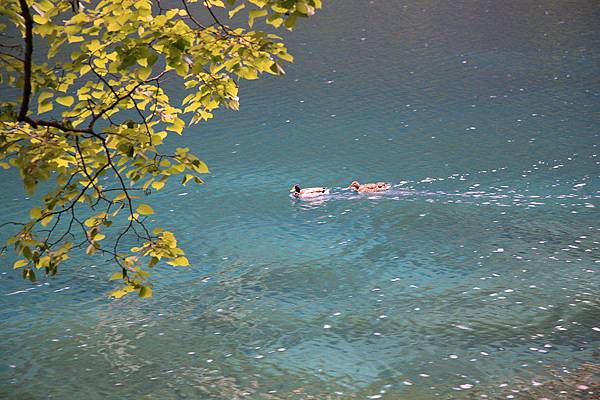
[{"x1": 1, "y1": 0, "x2": 599, "y2": 398}]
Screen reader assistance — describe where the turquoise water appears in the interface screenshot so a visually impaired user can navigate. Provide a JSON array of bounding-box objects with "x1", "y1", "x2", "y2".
[{"x1": 1, "y1": 0, "x2": 599, "y2": 398}]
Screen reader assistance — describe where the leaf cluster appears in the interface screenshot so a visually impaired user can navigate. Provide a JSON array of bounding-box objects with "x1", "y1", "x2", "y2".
[{"x1": 0, "y1": 0, "x2": 321, "y2": 297}]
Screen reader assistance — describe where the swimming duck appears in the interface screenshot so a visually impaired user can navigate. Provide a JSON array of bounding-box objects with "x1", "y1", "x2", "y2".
[
  {"x1": 348, "y1": 180, "x2": 391, "y2": 193},
  {"x1": 290, "y1": 184, "x2": 330, "y2": 198}
]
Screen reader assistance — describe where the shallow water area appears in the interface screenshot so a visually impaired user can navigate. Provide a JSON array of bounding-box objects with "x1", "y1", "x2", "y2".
[{"x1": 1, "y1": 0, "x2": 599, "y2": 399}]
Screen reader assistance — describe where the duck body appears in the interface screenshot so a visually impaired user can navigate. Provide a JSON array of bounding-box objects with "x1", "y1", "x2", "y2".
[
  {"x1": 348, "y1": 180, "x2": 391, "y2": 193},
  {"x1": 290, "y1": 184, "x2": 330, "y2": 198}
]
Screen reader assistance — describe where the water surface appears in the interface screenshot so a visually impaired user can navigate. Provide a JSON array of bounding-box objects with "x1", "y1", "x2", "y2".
[{"x1": 1, "y1": 0, "x2": 599, "y2": 398}]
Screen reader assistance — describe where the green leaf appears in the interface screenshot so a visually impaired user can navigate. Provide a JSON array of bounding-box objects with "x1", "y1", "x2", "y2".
[
  {"x1": 22, "y1": 246, "x2": 32, "y2": 259},
  {"x1": 27, "y1": 269, "x2": 37, "y2": 282},
  {"x1": 139, "y1": 286, "x2": 153, "y2": 298},
  {"x1": 136, "y1": 203, "x2": 155, "y2": 215},
  {"x1": 284, "y1": 13, "x2": 298, "y2": 29},
  {"x1": 296, "y1": 1, "x2": 315, "y2": 16}
]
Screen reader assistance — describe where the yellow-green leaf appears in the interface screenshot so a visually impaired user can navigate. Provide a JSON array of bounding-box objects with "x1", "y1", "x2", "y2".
[
  {"x1": 86, "y1": 244, "x2": 97, "y2": 255},
  {"x1": 167, "y1": 118, "x2": 185, "y2": 135},
  {"x1": 110, "y1": 286, "x2": 135, "y2": 299},
  {"x1": 37, "y1": 92, "x2": 54, "y2": 114},
  {"x1": 40, "y1": 214, "x2": 55, "y2": 227},
  {"x1": 68, "y1": 35, "x2": 84, "y2": 43},
  {"x1": 137, "y1": 67, "x2": 151, "y2": 81},
  {"x1": 56, "y1": 96, "x2": 74, "y2": 106},
  {"x1": 206, "y1": 0, "x2": 224, "y2": 7},
  {"x1": 87, "y1": 40, "x2": 102, "y2": 53},
  {"x1": 167, "y1": 256, "x2": 189, "y2": 266},
  {"x1": 152, "y1": 180, "x2": 165, "y2": 190},
  {"x1": 109, "y1": 272, "x2": 123, "y2": 281},
  {"x1": 136, "y1": 203, "x2": 154, "y2": 215},
  {"x1": 191, "y1": 159, "x2": 209, "y2": 173},
  {"x1": 30, "y1": 207, "x2": 42, "y2": 220},
  {"x1": 38, "y1": 101, "x2": 53, "y2": 113},
  {"x1": 228, "y1": 3, "x2": 245, "y2": 18},
  {"x1": 248, "y1": 9, "x2": 268, "y2": 27}
]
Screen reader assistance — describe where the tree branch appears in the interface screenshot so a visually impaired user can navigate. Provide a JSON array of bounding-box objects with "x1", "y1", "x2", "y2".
[
  {"x1": 17, "y1": 0, "x2": 34, "y2": 121},
  {"x1": 181, "y1": 0, "x2": 207, "y2": 29}
]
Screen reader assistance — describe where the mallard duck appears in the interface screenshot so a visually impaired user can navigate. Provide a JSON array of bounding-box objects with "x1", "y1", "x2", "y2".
[
  {"x1": 348, "y1": 180, "x2": 391, "y2": 193},
  {"x1": 290, "y1": 184, "x2": 330, "y2": 198}
]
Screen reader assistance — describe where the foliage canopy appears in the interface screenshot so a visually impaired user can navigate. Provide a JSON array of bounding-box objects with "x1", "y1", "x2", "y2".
[{"x1": 0, "y1": 0, "x2": 321, "y2": 297}]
